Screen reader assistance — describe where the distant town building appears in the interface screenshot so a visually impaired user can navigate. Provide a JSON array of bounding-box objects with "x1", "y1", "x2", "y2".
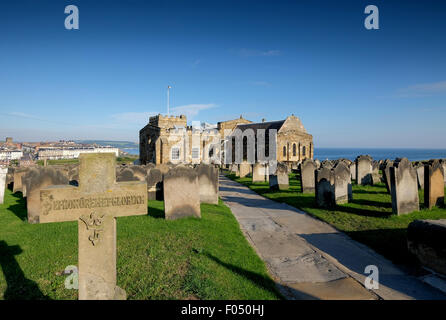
[
  {"x1": 0, "y1": 149, "x2": 23, "y2": 160},
  {"x1": 37, "y1": 146, "x2": 119, "y2": 160}
]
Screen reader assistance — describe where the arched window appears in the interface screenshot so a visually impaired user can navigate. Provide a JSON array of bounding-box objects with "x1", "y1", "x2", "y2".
[
  {"x1": 293, "y1": 143, "x2": 296, "y2": 156},
  {"x1": 283, "y1": 146, "x2": 287, "y2": 157},
  {"x1": 302, "y1": 146, "x2": 306, "y2": 157}
]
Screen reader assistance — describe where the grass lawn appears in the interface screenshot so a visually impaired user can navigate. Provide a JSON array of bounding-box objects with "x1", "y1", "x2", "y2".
[
  {"x1": 0, "y1": 189, "x2": 281, "y2": 300},
  {"x1": 227, "y1": 172, "x2": 446, "y2": 270}
]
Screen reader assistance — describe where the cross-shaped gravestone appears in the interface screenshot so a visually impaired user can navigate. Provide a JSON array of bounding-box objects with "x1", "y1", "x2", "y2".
[{"x1": 39, "y1": 153, "x2": 147, "y2": 300}]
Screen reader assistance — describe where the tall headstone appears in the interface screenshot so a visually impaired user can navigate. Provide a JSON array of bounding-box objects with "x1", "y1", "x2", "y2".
[
  {"x1": 39, "y1": 153, "x2": 147, "y2": 299},
  {"x1": 13, "y1": 168, "x2": 28, "y2": 193},
  {"x1": 371, "y1": 161, "x2": 381, "y2": 185},
  {"x1": 382, "y1": 160, "x2": 394, "y2": 193},
  {"x1": 163, "y1": 166, "x2": 201, "y2": 220},
  {"x1": 349, "y1": 162, "x2": 356, "y2": 181},
  {"x1": 424, "y1": 160, "x2": 444, "y2": 209},
  {"x1": 239, "y1": 162, "x2": 250, "y2": 178},
  {"x1": 0, "y1": 167, "x2": 7, "y2": 204},
  {"x1": 390, "y1": 158, "x2": 419, "y2": 215},
  {"x1": 24, "y1": 167, "x2": 69, "y2": 223},
  {"x1": 195, "y1": 164, "x2": 219, "y2": 204},
  {"x1": 356, "y1": 155, "x2": 373, "y2": 186},
  {"x1": 269, "y1": 163, "x2": 289, "y2": 191},
  {"x1": 252, "y1": 163, "x2": 267, "y2": 183},
  {"x1": 300, "y1": 159, "x2": 316, "y2": 193},
  {"x1": 333, "y1": 162, "x2": 352, "y2": 204},
  {"x1": 315, "y1": 167, "x2": 335, "y2": 208},
  {"x1": 414, "y1": 162, "x2": 425, "y2": 189},
  {"x1": 146, "y1": 168, "x2": 163, "y2": 200}
]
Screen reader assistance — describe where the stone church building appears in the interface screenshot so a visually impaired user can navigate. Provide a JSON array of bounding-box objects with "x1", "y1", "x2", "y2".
[{"x1": 139, "y1": 114, "x2": 313, "y2": 166}]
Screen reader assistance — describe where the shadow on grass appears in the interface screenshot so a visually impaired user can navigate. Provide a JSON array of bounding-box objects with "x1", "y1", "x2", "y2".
[
  {"x1": 353, "y1": 189, "x2": 389, "y2": 195},
  {"x1": 7, "y1": 192, "x2": 27, "y2": 222},
  {"x1": 0, "y1": 241, "x2": 49, "y2": 300},
  {"x1": 203, "y1": 252, "x2": 284, "y2": 299},
  {"x1": 148, "y1": 204, "x2": 165, "y2": 219}
]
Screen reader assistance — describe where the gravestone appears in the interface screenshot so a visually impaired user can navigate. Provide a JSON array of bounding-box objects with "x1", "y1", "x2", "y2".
[
  {"x1": 333, "y1": 162, "x2": 352, "y2": 204},
  {"x1": 39, "y1": 153, "x2": 147, "y2": 300},
  {"x1": 382, "y1": 160, "x2": 394, "y2": 193},
  {"x1": 390, "y1": 158, "x2": 419, "y2": 215},
  {"x1": 195, "y1": 164, "x2": 219, "y2": 204},
  {"x1": 441, "y1": 160, "x2": 446, "y2": 185},
  {"x1": 321, "y1": 160, "x2": 334, "y2": 169},
  {"x1": 252, "y1": 163, "x2": 267, "y2": 183},
  {"x1": 146, "y1": 168, "x2": 163, "y2": 200},
  {"x1": 414, "y1": 162, "x2": 425, "y2": 189},
  {"x1": 300, "y1": 159, "x2": 316, "y2": 193},
  {"x1": 117, "y1": 168, "x2": 139, "y2": 182},
  {"x1": 239, "y1": 162, "x2": 250, "y2": 178},
  {"x1": 424, "y1": 160, "x2": 444, "y2": 209},
  {"x1": 314, "y1": 159, "x2": 321, "y2": 169},
  {"x1": 0, "y1": 167, "x2": 7, "y2": 204},
  {"x1": 25, "y1": 167, "x2": 69, "y2": 223},
  {"x1": 13, "y1": 168, "x2": 28, "y2": 193},
  {"x1": 129, "y1": 166, "x2": 148, "y2": 181},
  {"x1": 269, "y1": 163, "x2": 289, "y2": 191},
  {"x1": 230, "y1": 164, "x2": 239, "y2": 177},
  {"x1": 315, "y1": 167, "x2": 335, "y2": 208},
  {"x1": 163, "y1": 166, "x2": 201, "y2": 220},
  {"x1": 355, "y1": 155, "x2": 373, "y2": 185},
  {"x1": 349, "y1": 162, "x2": 356, "y2": 181},
  {"x1": 371, "y1": 161, "x2": 381, "y2": 185}
]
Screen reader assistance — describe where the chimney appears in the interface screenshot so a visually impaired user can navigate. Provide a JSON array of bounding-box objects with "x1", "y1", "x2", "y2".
[{"x1": 262, "y1": 118, "x2": 266, "y2": 123}]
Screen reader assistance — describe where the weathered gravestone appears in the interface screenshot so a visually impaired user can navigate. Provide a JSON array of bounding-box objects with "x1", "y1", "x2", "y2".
[
  {"x1": 321, "y1": 160, "x2": 334, "y2": 169},
  {"x1": 0, "y1": 167, "x2": 7, "y2": 204},
  {"x1": 129, "y1": 166, "x2": 148, "y2": 181},
  {"x1": 252, "y1": 163, "x2": 267, "y2": 183},
  {"x1": 382, "y1": 160, "x2": 394, "y2": 193},
  {"x1": 349, "y1": 162, "x2": 356, "y2": 181},
  {"x1": 315, "y1": 167, "x2": 335, "y2": 208},
  {"x1": 24, "y1": 167, "x2": 69, "y2": 224},
  {"x1": 371, "y1": 161, "x2": 381, "y2": 185},
  {"x1": 195, "y1": 164, "x2": 219, "y2": 204},
  {"x1": 230, "y1": 164, "x2": 239, "y2": 177},
  {"x1": 239, "y1": 162, "x2": 251, "y2": 178},
  {"x1": 408, "y1": 219, "x2": 446, "y2": 276},
  {"x1": 269, "y1": 163, "x2": 289, "y2": 191},
  {"x1": 355, "y1": 155, "x2": 373, "y2": 186},
  {"x1": 333, "y1": 162, "x2": 352, "y2": 204},
  {"x1": 116, "y1": 168, "x2": 140, "y2": 182},
  {"x1": 390, "y1": 158, "x2": 419, "y2": 215},
  {"x1": 163, "y1": 166, "x2": 201, "y2": 220},
  {"x1": 424, "y1": 160, "x2": 444, "y2": 209},
  {"x1": 314, "y1": 159, "x2": 321, "y2": 169},
  {"x1": 414, "y1": 162, "x2": 425, "y2": 189},
  {"x1": 146, "y1": 168, "x2": 163, "y2": 200},
  {"x1": 300, "y1": 159, "x2": 316, "y2": 193},
  {"x1": 39, "y1": 153, "x2": 147, "y2": 299},
  {"x1": 441, "y1": 160, "x2": 446, "y2": 185},
  {"x1": 13, "y1": 168, "x2": 28, "y2": 193}
]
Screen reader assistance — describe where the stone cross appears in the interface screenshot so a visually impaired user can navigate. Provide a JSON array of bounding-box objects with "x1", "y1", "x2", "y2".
[{"x1": 39, "y1": 153, "x2": 147, "y2": 300}]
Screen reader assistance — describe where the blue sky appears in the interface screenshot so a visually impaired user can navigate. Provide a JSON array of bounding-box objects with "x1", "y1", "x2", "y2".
[{"x1": 0, "y1": 0, "x2": 445, "y2": 147}]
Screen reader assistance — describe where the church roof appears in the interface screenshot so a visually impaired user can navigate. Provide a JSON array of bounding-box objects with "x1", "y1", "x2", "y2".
[{"x1": 234, "y1": 120, "x2": 285, "y2": 132}]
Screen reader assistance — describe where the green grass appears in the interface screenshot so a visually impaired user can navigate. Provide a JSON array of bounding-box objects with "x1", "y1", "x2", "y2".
[
  {"x1": 0, "y1": 189, "x2": 281, "y2": 300},
  {"x1": 227, "y1": 172, "x2": 446, "y2": 269}
]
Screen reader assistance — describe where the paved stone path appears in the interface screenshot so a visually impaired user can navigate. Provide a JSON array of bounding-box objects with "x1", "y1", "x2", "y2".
[{"x1": 219, "y1": 175, "x2": 446, "y2": 300}]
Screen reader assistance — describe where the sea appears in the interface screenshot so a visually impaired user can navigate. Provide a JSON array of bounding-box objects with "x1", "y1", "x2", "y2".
[{"x1": 124, "y1": 147, "x2": 446, "y2": 162}]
